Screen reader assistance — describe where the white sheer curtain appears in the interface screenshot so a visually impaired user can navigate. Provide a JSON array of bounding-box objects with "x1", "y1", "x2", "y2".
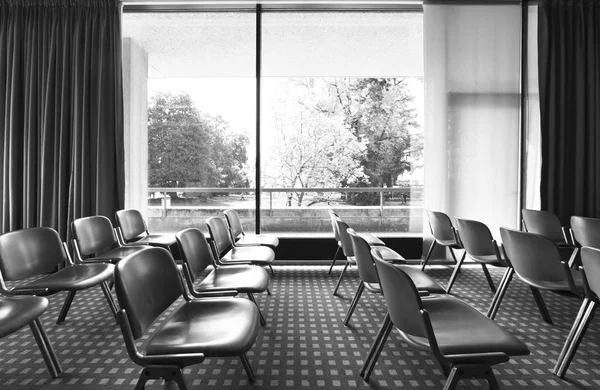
[{"x1": 423, "y1": 3, "x2": 522, "y2": 250}]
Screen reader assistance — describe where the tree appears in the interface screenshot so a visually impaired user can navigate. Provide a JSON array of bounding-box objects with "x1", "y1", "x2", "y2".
[{"x1": 148, "y1": 92, "x2": 249, "y2": 198}]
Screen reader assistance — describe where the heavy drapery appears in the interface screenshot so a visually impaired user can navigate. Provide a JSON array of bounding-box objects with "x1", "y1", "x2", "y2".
[{"x1": 0, "y1": 0, "x2": 124, "y2": 238}]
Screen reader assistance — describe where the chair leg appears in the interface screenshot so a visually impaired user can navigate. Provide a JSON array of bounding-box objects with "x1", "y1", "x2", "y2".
[
  {"x1": 247, "y1": 293, "x2": 266, "y2": 326},
  {"x1": 100, "y1": 281, "x2": 119, "y2": 318},
  {"x1": 443, "y1": 364, "x2": 500, "y2": 390},
  {"x1": 481, "y1": 264, "x2": 496, "y2": 293},
  {"x1": 553, "y1": 298, "x2": 590, "y2": 375},
  {"x1": 529, "y1": 286, "x2": 553, "y2": 324},
  {"x1": 56, "y1": 290, "x2": 77, "y2": 324},
  {"x1": 135, "y1": 365, "x2": 189, "y2": 390},
  {"x1": 29, "y1": 319, "x2": 62, "y2": 378},
  {"x1": 333, "y1": 262, "x2": 350, "y2": 296},
  {"x1": 555, "y1": 301, "x2": 596, "y2": 378},
  {"x1": 343, "y1": 281, "x2": 365, "y2": 326},
  {"x1": 446, "y1": 253, "x2": 466, "y2": 294},
  {"x1": 360, "y1": 313, "x2": 391, "y2": 377},
  {"x1": 240, "y1": 353, "x2": 256, "y2": 383},
  {"x1": 267, "y1": 286, "x2": 272, "y2": 296},
  {"x1": 443, "y1": 366, "x2": 462, "y2": 390},
  {"x1": 363, "y1": 315, "x2": 394, "y2": 382},
  {"x1": 487, "y1": 267, "x2": 513, "y2": 319},
  {"x1": 328, "y1": 246, "x2": 341, "y2": 274},
  {"x1": 421, "y1": 241, "x2": 436, "y2": 271},
  {"x1": 269, "y1": 265, "x2": 275, "y2": 276}
]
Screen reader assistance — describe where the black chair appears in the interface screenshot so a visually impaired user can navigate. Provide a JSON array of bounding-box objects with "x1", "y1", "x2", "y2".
[
  {"x1": 0, "y1": 227, "x2": 117, "y2": 324},
  {"x1": 206, "y1": 216, "x2": 275, "y2": 275},
  {"x1": 71, "y1": 215, "x2": 146, "y2": 264},
  {"x1": 366, "y1": 255, "x2": 530, "y2": 388},
  {"x1": 422, "y1": 210, "x2": 465, "y2": 271},
  {"x1": 522, "y1": 209, "x2": 577, "y2": 267},
  {"x1": 554, "y1": 246, "x2": 600, "y2": 378},
  {"x1": 449, "y1": 218, "x2": 511, "y2": 309},
  {"x1": 114, "y1": 246, "x2": 260, "y2": 389},
  {"x1": 570, "y1": 215, "x2": 600, "y2": 249},
  {"x1": 499, "y1": 227, "x2": 586, "y2": 324},
  {"x1": 223, "y1": 209, "x2": 279, "y2": 250},
  {"x1": 176, "y1": 227, "x2": 270, "y2": 325},
  {"x1": 115, "y1": 209, "x2": 177, "y2": 250},
  {"x1": 0, "y1": 296, "x2": 62, "y2": 378}
]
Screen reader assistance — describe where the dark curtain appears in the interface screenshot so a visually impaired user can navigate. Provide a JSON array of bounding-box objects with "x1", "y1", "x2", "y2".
[
  {"x1": 538, "y1": 0, "x2": 600, "y2": 221},
  {"x1": 0, "y1": 0, "x2": 124, "y2": 239}
]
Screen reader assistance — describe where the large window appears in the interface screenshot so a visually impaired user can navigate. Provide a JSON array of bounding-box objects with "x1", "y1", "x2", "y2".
[{"x1": 121, "y1": 7, "x2": 424, "y2": 235}]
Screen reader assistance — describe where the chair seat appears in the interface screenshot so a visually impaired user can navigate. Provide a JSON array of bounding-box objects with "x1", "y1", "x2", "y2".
[
  {"x1": 23, "y1": 263, "x2": 114, "y2": 291},
  {"x1": 235, "y1": 234, "x2": 279, "y2": 249},
  {"x1": 436, "y1": 238, "x2": 460, "y2": 248},
  {"x1": 519, "y1": 268, "x2": 586, "y2": 293},
  {"x1": 0, "y1": 296, "x2": 48, "y2": 337},
  {"x1": 396, "y1": 265, "x2": 446, "y2": 294},
  {"x1": 127, "y1": 234, "x2": 176, "y2": 247},
  {"x1": 197, "y1": 265, "x2": 269, "y2": 293},
  {"x1": 222, "y1": 246, "x2": 275, "y2": 265},
  {"x1": 467, "y1": 253, "x2": 507, "y2": 265},
  {"x1": 400, "y1": 295, "x2": 530, "y2": 358},
  {"x1": 87, "y1": 245, "x2": 147, "y2": 264},
  {"x1": 361, "y1": 234, "x2": 385, "y2": 246},
  {"x1": 374, "y1": 247, "x2": 407, "y2": 264},
  {"x1": 364, "y1": 282, "x2": 382, "y2": 293},
  {"x1": 146, "y1": 298, "x2": 259, "y2": 357}
]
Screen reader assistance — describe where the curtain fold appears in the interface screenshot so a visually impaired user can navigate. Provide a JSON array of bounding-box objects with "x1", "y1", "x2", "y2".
[
  {"x1": 0, "y1": 0, "x2": 124, "y2": 239},
  {"x1": 538, "y1": 0, "x2": 600, "y2": 221}
]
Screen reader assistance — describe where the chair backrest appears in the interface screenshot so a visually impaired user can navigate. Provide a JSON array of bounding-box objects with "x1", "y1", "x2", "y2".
[
  {"x1": 522, "y1": 209, "x2": 567, "y2": 245},
  {"x1": 114, "y1": 247, "x2": 183, "y2": 340},
  {"x1": 348, "y1": 229, "x2": 378, "y2": 283},
  {"x1": 0, "y1": 227, "x2": 69, "y2": 281},
  {"x1": 571, "y1": 216, "x2": 600, "y2": 248},
  {"x1": 499, "y1": 227, "x2": 567, "y2": 284},
  {"x1": 454, "y1": 218, "x2": 497, "y2": 260},
  {"x1": 581, "y1": 246, "x2": 600, "y2": 297},
  {"x1": 72, "y1": 215, "x2": 119, "y2": 256},
  {"x1": 334, "y1": 218, "x2": 354, "y2": 257},
  {"x1": 224, "y1": 209, "x2": 244, "y2": 241},
  {"x1": 206, "y1": 217, "x2": 233, "y2": 257},
  {"x1": 176, "y1": 228, "x2": 213, "y2": 282},
  {"x1": 115, "y1": 209, "x2": 147, "y2": 242},
  {"x1": 426, "y1": 210, "x2": 456, "y2": 242},
  {"x1": 328, "y1": 210, "x2": 341, "y2": 242},
  {"x1": 373, "y1": 254, "x2": 429, "y2": 339}
]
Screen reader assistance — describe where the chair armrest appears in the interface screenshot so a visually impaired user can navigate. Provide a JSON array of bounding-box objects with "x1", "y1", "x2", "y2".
[
  {"x1": 417, "y1": 290, "x2": 430, "y2": 297},
  {"x1": 188, "y1": 290, "x2": 238, "y2": 299},
  {"x1": 7, "y1": 287, "x2": 51, "y2": 295}
]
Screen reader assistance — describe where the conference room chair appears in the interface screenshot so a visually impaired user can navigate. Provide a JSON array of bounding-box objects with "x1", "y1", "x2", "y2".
[
  {"x1": 365, "y1": 255, "x2": 530, "y2": 389},
  {"x1": 522, "y1": 209, "x2": 578, "y2": 267},
  {"x1": 176, "y1": 227, "x2": 270, "y2": 325},
  {"x1": 327, "y1": 210, "x2": 385, "y2": 274},
  {"x1": 422, "y1": 210, "x2": 465, "y2": 271},
  {"x1": 114, "y1": 247, "x2": 260, "y2": 389},
  {"x1": 224, "y1": 209, "x2": 279, "y2": 250},
  {"x1": 499, "y1": 227, "x2": 585, "y2": 324},
  {"x1": 0, "y1": 227, "x2": 117, "y2": 324},
  {"x1": 206, "y1": 216, "x2": 275, "y2": 275},
  {"x1": 332, "y1": 218, "x2": 401, "y2": 296},
  {"x1": 570, "y1": 215, "x2": 600, "y2": 249},
  {"x1": 0, "y1": 296, "x2": 62, "y2": 379},
  {"x1": 115, "y1": 208, "x2": 177, "y2": 251},
  {"x1": 71, "y1": 215, "x2": 146, "y2": 264},
  {"x1": 554, "y1": 246, "x2": 600, "y2": 378},
  {"x1": 449, "y1": 218, "x2": 512, "y2": 316}
]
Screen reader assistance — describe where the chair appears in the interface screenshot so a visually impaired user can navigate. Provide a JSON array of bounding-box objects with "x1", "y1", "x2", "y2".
[
  {"x1": 114, "y1": 246, "x2": 260, "y2": 389},
  {"x1": 71, "y1": 215, "x2": 146, "y2": 264},
  {"x1": 522, "y1": 209, "x2": 577, "y2": 267},
  {"x1": 365, "y1": 255, "x2": 530, "y2": 388},
  {"x1": 499, "y1": 227, "x2": 586, "y2": 324},
  {"x1": 344, "y1": 229, "x2": 445, "y2": 326},
  {"x1": 421, "y1": 210, "x2": 465, "y2": 271},
  {"x1": 0, "y1": 227, "x2": 117, "y2": 324},
  {"x1": 176, "y1": 227, "x2": 270, "y2": 325},
  {"x1": 115, "y1": 209, "x2": 177, "y2": 251},
  {"x1": 448, "y1": 218, "x2": 511, "y2": 305},
  {"x1": 0, "y1": 296, "x2": 62, "y2": 378},
  {"x1": 206, "y1": 217, "x2": 275, "y2": 275},
  {"x1": 332, "y1": 218, "x2": 401, "y2": 296},
  {"x1": 554, "y1": 246, "x2": 600, "y2": 378},
  {"x1": 223, "y1": 209, "x2": 279, "y2": 250},
  {"x1": 570, "y1": 215, "x2": 600, "y2": 249},
  {"x1": 327, "y1": 210, "x2": 384, "y2": 274}
]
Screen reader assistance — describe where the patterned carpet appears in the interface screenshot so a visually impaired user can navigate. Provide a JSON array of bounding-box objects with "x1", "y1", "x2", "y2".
[{"x1": 0, "y1": 264, "x2": 598, "y2": 389}]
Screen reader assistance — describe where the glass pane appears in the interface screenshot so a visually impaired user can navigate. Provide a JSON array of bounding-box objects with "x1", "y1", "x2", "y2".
[
  {"x1": 261, "y1": 12, "x2": 424, "y2": 235},
  {"x1": 122, "y1": 12, "x2": 256, "y2": 233}
]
